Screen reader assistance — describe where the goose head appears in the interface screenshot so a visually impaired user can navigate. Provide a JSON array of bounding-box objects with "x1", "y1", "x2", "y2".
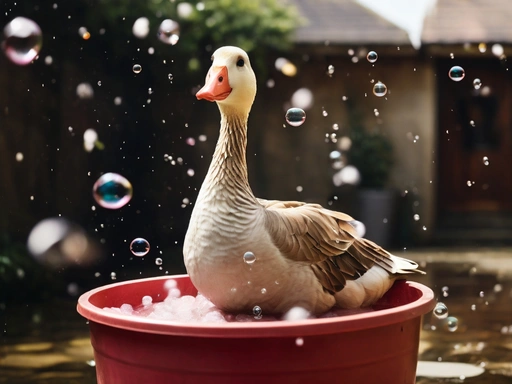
[{"x1": 196, "y1": 46, "x2": 256, "y2": 116}]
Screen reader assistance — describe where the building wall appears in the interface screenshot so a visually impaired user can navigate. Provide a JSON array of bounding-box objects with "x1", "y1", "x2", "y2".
[{"x1": 246, "y1": 52, "x2": 437, "y2": 243}]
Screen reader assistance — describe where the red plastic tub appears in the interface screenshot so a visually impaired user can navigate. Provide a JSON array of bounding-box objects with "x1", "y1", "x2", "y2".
[{"x1": 77, "y1": 275, "x2": 434, "y2": 384}]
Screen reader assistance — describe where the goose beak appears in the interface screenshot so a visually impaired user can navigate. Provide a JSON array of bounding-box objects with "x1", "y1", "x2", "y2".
[{"x1": 196, "y1": 66, "x2": 232, "y2": 101}]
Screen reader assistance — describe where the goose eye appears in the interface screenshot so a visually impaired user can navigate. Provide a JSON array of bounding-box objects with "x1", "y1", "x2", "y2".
[{"x1": 236, "y1": 58, "x2": 244, "y2": 67}]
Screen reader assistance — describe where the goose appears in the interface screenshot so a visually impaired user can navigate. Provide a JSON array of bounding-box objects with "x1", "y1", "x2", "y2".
[{"x1": 183, "y1": 46, "x2": 423, "y2": 315}]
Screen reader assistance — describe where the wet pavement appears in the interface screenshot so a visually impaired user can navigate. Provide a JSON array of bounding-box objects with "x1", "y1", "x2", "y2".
[{"x1": 1, "y1": 247, "x2": 512, "y2": 383}]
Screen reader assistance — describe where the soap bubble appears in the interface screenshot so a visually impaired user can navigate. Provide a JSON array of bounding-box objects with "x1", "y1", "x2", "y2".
[
  {"x1": 243, "y1": 251, "x2": 256, "y2": 264},
  {"x1": 132, "y1": 17, "x2": 150, "y2": 39},
  {"x1": 473, "y1": 78, "x2": 482, "y2": 89},
  {"x1": 27, "y1": 218, "x2": 100, "y2": 268},
  {"x1": 132, "y1": 64, "x2": 142, "y2": 74},
  {"x1": 446, "y1": 316, "x2": 459, "y2": 332},
  {"x1": 333, "y1": 165, "x2": 360, "y2": 186},
  {"x1": 433, "y1": 302, "x2": 448, "y2": 319},
  {"x1": 157, "y1": 19, "x2": 180, "y2": 45},
  {"x1": 252, "y1": 305, "x2": 262, "y2": 319},
  {"x1": 367, "y1": 51, "x2": 378, "y2": 63},
  {"x1": 348, "y1": 220, "x2": 366, "y2": 237},
  {"x1": 373, "y1": 81, "x2": 387, "y2": 97},
  {"x1": 130, "y1": 238, "x2": 150, "y2": 257},
  {"x1": 155, "y1": 258, "x2": 163, "y2": 266},
  {"x1": 2, "y1": 17, "x2": 42, "y2": 65},
  {"x1": 76, "y1": 82, "x2": 94, "y2": 99},
  {"x1": 285, "y1": 108, "x2": 306, "y2": 127},
  {"x1": 448, "y1": 66, "x2": 465, "y2": 82},
  {"x1": 92, "y1": 173, "x2": 133, "y2": 209},
  {"x1": 290, "y1": 88, "x2": 313, "y2": 110}
]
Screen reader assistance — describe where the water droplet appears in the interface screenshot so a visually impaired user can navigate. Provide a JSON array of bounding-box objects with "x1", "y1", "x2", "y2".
[
  {"x1": 15, "y1": 152, "x2": 23, "y2": 162},
  {"x1": 372, "y1": 81, "x2": 387, "y2": 97},
  {"x1": 433, "y1": 302, "x2": 449, "y2": 319},
  {"x1": 253, "y1": 305, "x2": 262, "y2": 319},
  {"x1": 367, "y1": 51, "x2": 378, "y2": 63},
  {"x1": 110, "y1": 272, "x2": 117, "y2": 280},
  {"x1": 155, "y1": 258, "x2": 163, "y2": 266},
  {"x1": 296, "y1": 185, "x2": 303, "y2": 193},
  {"x1": 132, "y1": 17, "x2": 150, "y2": 39},
  {"x1": 130, "y1": 238, "x2": 150, "y2": 257},
  {"x1": 471, "y1": 304, "x2": 476, "y2": 311},
  {"x1": 132, "y1": 64, "x2": 142, "y2": 74},
  {"x1": 473, "y1": 78, "x2": 482, "y2": 89},
  {"x1": 326, "y1": 64, "x2": 334, "y2": 76},
  {"x1": 479, "y1": 291, "x2": 485, "y2": 298},
  {"x1": 187, "y1": 169, "x2": 195, "y2": 177},
  {"x1": 142, "y1": 295, "x2": 152, "y2": 306},
  {"x1": 478, "y1": 43, "x2": 487, "y2": 53},
  {"x1": 446, "y1": 316, "x2": 459, "y2": 332},
  {"x1": 168, "y1": 73, "x2": 173, "y2": 81},
  {"x1": 482, "y1": 156, "x2": 489, "y2": 166},
  {"x1": 93, "y1": 173, "x2": 133, "y2": 209},
  {"x1": 157, "y1": 19, "x2": 180, "y2": 45},
  {"x1": 448, "y1": 66, "x2": 465, "y2": 82},
  {"x1": 413, "y1": 214, "x2": 420, "y2": 221},
  {"x1": 243, "y1": 251, "x2": 256, "y2": 264},
  {"x1": 285, "y1": 108, "x2": 306, "y2": 127},
  {"x1": 261, "y1": 288, "x2": 267, "y2": 294},
  {"x1": 493, "y1": 284, "x2": 502, "y2": 293},
  {"x1": 114, "y1": 96, "x2": 122, "y2": 105},
  {"x1": 2, "y1": 17, "x2": 43, "y2": 65},
  {"x1": 295, "y1": 337, "x2": 304, "y2": 346}
]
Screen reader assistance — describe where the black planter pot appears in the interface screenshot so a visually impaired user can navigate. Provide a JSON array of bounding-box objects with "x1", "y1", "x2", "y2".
[{"x1": 357, "y1": 189, "x2": 397, "y2": 248}]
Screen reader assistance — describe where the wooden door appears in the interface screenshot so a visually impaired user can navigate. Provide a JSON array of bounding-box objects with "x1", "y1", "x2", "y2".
[{"x1": 437, "y1": 59, "x2": 512, "y2": 214}]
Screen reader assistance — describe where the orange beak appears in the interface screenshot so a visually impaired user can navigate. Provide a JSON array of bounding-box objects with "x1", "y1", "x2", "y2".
[{"x1": 196, "y1": 66, "x2": 232, "y2": 102}]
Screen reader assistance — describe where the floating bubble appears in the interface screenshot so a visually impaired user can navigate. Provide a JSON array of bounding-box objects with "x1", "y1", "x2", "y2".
[
  {"x1": 266, "y1": 78, "x2": 275, "y2": 88},
  {"x1": 44, "y1": 55, "x2": 53, "y2": 65},
  {"x1": 448, "y1": 66, "x2": 465, "y2": 82},
  {"x1": 414, "y1": 214, "x2": 420, "y2": 221},
  {"x1": 132, "y1": 17, "x2": 150, "y2": 39},
  {"x1": 367, "y1": 51, "x2": 378, "y2": 63},
  {"x1": 27, "y1": 218, "x2": 100, "y2": 268},
  {"x1": 186, "y1": 137, "x2": 195, "y2": 146},
  {"x1": 482, "y1": 156, "x2": 489, "y2": 166},
  {"x1": 187, "y1": 169, "x2": 195, "y2": 177},
  {"x1": 348, "y1": 220, "x2": 366, "y2": 237},
  {"x1": 285, "y1": 108, "x2": 306, "y2": 127},
  {"x1": 327, "y1": 65, "x2": 335, "y2": 76},
  {"x1": 253, "y1": 305, "x2": 262, "y2": 319},
  {"x1": 111, "y1": 272, "x2": 117, "y2": 280},
  {"x1": 132, "y1": 64, "x2": 142, "y2": 74},
  {"x1": 337, "y1": 136, "x2": 352, "y2": 151},
  {"x1": 290, "y1": 88, "x2": 313, "y2": 110},
  {"x1": 2, "y1": 17, "x2": 43, "y2": 65},
  {"x1": 433, "y1": 302, "x2": 449, "y2": 319},
  {"x1": 261, "y1": 288, "x2": 267, "y2": 294},
  {"x1": 491, "y1": 44, "x2": 504, "y2": 57},
  {"x1": 78, "y1": 27, "x2": 90, "y2": 40},
  {"x1": 130, "y1": 238, "x2": 150, "y2": 257},
  {"x1": 243, "y1": 251, "x2": 256, "y2": 264},
  {"x1": 142, "y1": 296, "x2": 152, "y2": 306},
  {"x1": 76, "y1": 82, "x2": 94, "y2": 99},
  {"x1": 155, "y1": 258, "x2": 163, "y2": 266},
  {"x1": 329, "y1": 150, "x2": 342, "y2": 161},
  {"x1": 114, "y1": 97, "x2": 122, "y2": 105},
  {"x1": 283, "y1": 307, "x2": 310, "y2": 321},
  {"x1": 473, "y1": 78, "x2": 482, "y2": 89},
  {"x1": 92, "y1": 172, "x2": 133, "y2": 209},
  {"x1": 157, "y1": 19, "x2": 180, "y2": 45},
  {"x1": 168, "y1": 73, "x2": 173, "y2": 81},
  {"x1": 478, "y1": 43, "x2": 487, "y2": 53},
  {"x1": 296, "y1": 186, "x2": 303, "y2": 192},
  {"x1": 295, "y1": 337, "x2": 304, "y2": 346},
  {"x1": 15, "y1": 152, "x2": 23, "y2": 162},
  {"x1": 177, "y1": 2, "x2": 194, "y2": 18},
  {"x1": 372, "y1": 81, "x2": 387, "y2": 97},
  {"x1": 332, "y1": 165, "x2": 360, "y2": 186},
  {"x1": 446, "y1": 316, "x2": 459, "y2": 332}
]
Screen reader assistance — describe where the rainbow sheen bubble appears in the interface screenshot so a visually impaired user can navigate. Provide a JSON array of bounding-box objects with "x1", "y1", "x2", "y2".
[
  {"x1": 2, "y1": 17, "x2": 42, "y2": 65},
  {"x1": 285, "y1": 108, "x2": 306, "y2": 127},
  {"x1": 448, "y1": 66, "x2": 465, "y2": 82},
  {"x1": 157, "y1": 19, "x2": 180, "y2": 45},
  {"x1": 93, "y1": 173, "x2": 133, "y2": 209},
  {"x1": 367, "y1": 51, "x2": 378, "y2": 63},
  {"x1": 130, "y1": 237, "x2": 150, "y2": 257},
  {"x1": 373, "y1": 81, "x2": 387, "y2": 97}
]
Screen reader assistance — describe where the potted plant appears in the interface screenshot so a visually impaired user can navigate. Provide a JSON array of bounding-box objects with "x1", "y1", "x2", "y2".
[{"x1": 347, "y1": 113, "x2": 396, "y2": 247}]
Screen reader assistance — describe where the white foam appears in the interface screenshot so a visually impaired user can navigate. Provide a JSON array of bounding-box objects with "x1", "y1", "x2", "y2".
[{"x1": 102, "y1": 279, "x2": 376, "y2": 323}]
